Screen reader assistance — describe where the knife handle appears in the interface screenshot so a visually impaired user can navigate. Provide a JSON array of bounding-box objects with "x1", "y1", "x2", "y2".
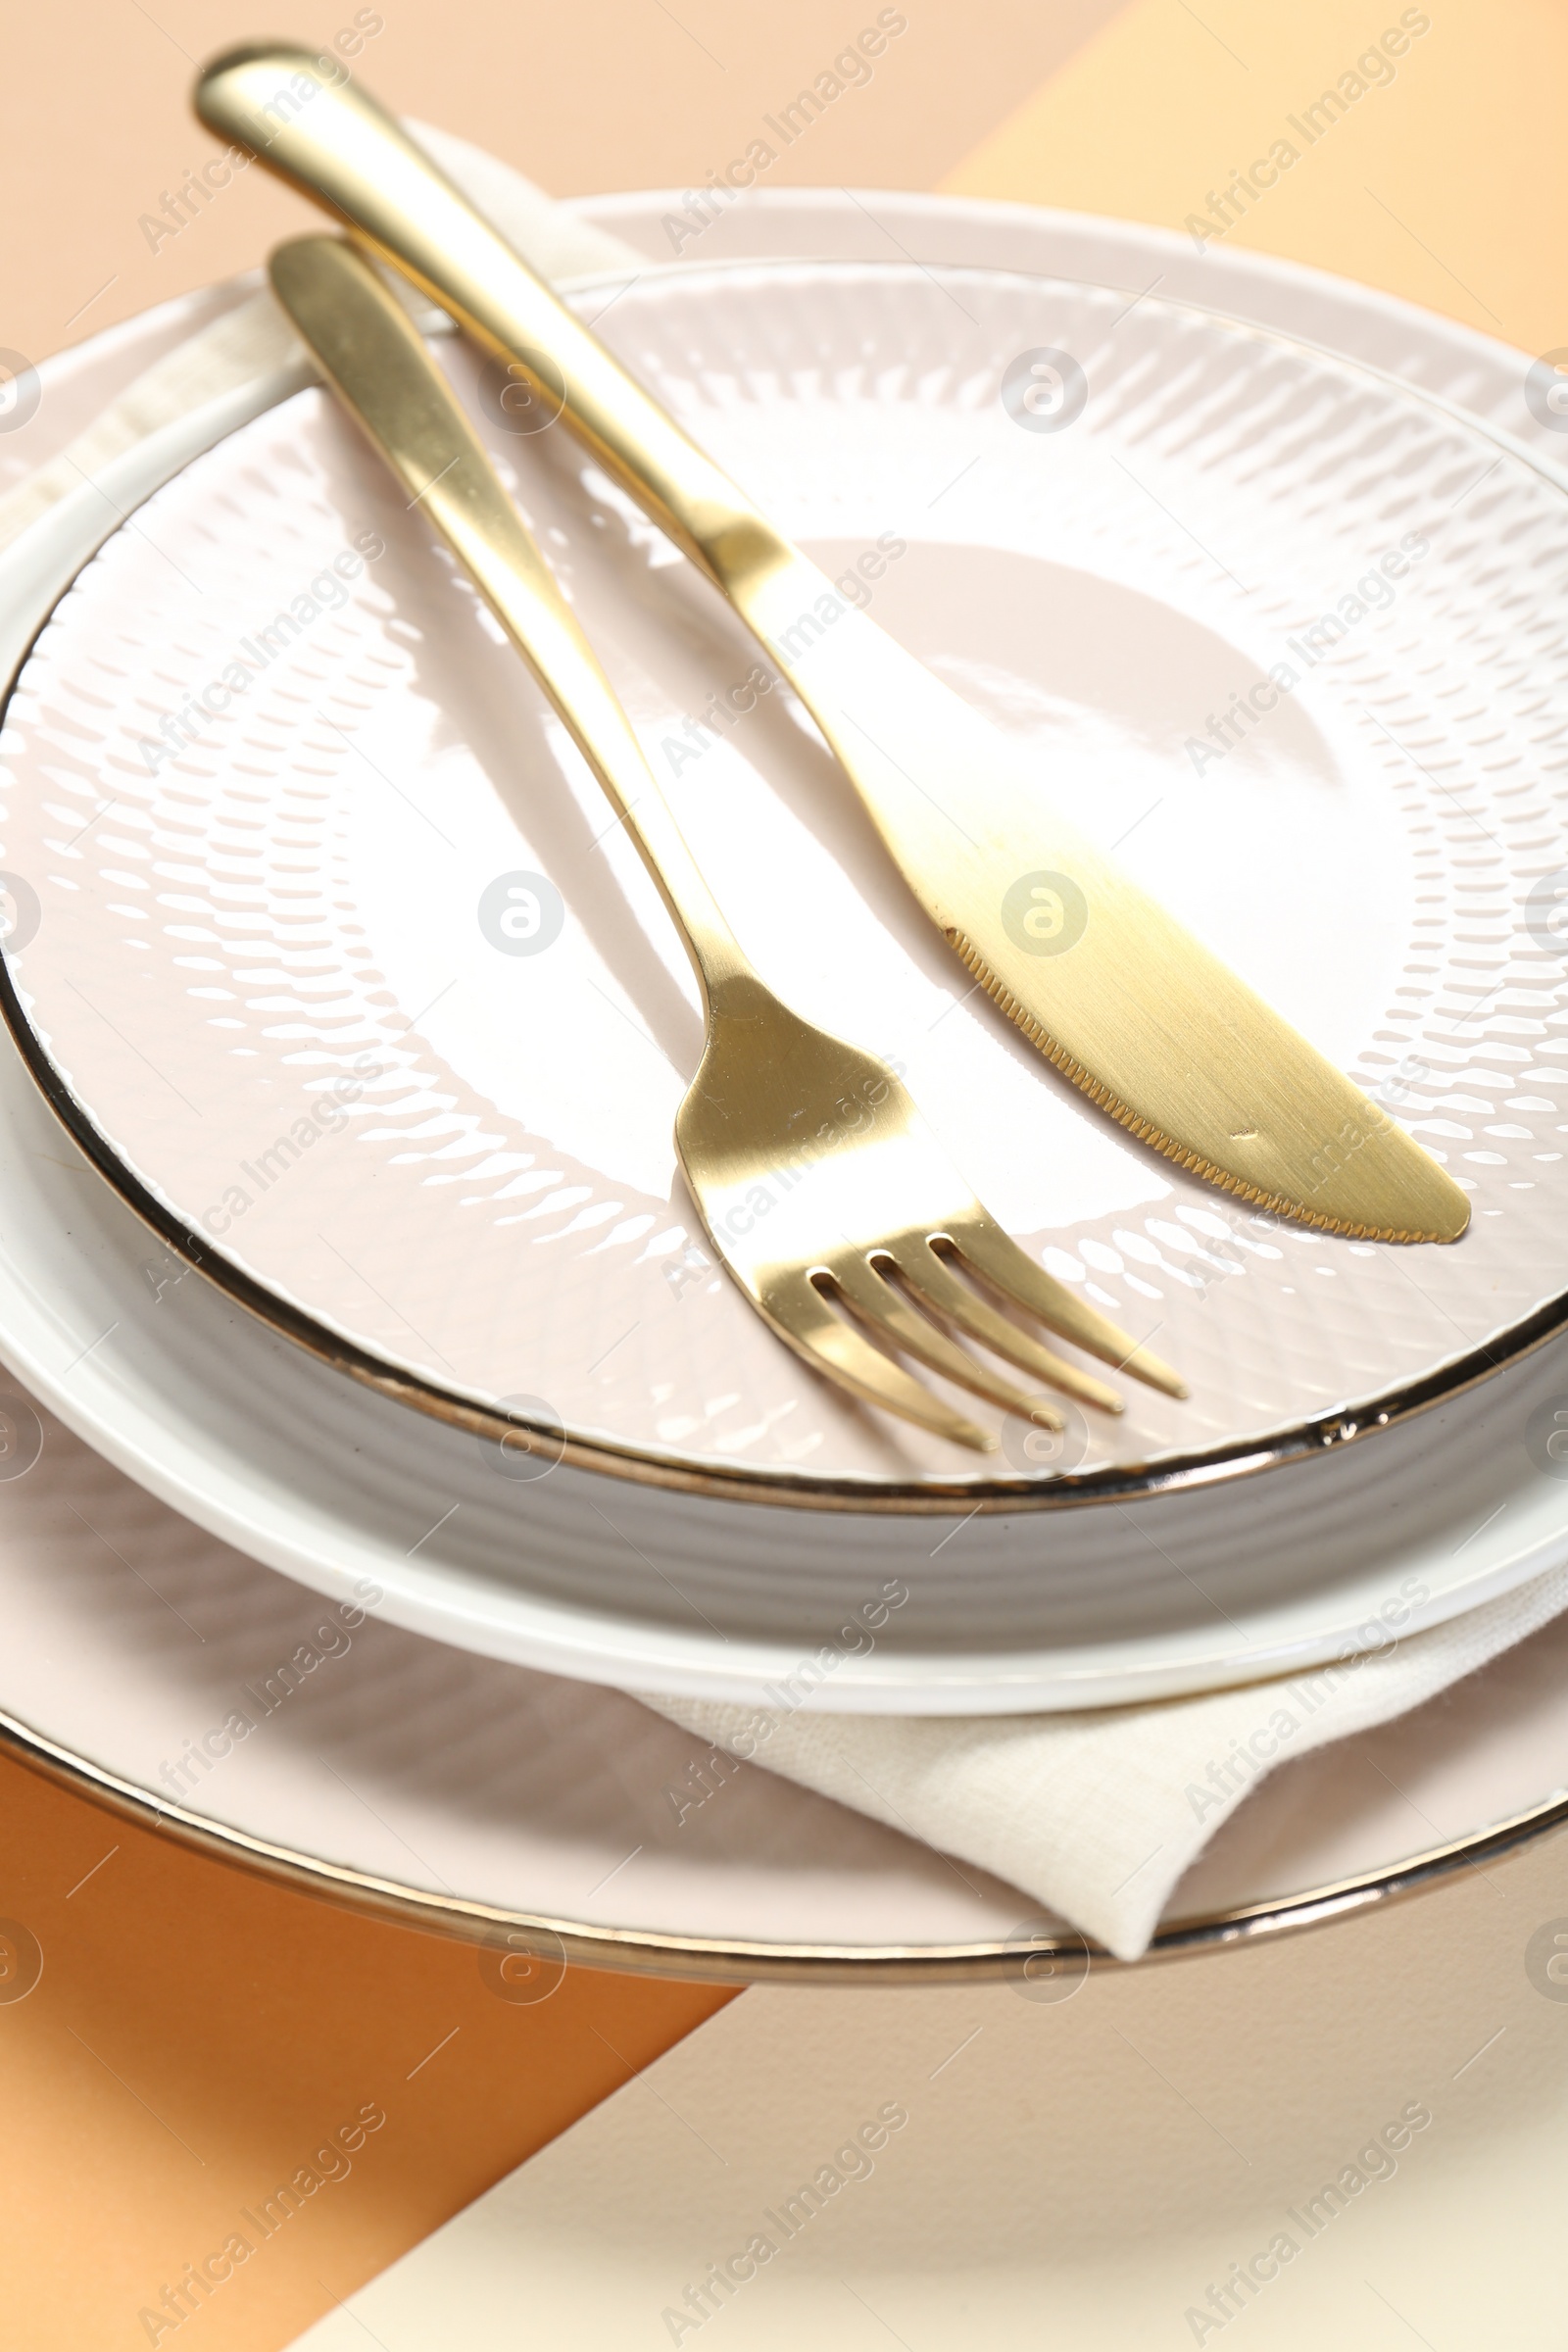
[
  {"x1": 196, "y1": 46, "x2": 970, "y2": 932},
  {"x1": 197, "y1": 45, "x2": 823, "y2": 631},
  {"x1": 196, "y1": 49, "x2": 1030, "y2": 1012}
]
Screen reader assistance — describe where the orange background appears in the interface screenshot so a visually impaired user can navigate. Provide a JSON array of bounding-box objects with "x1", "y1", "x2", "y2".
[
  {"x1": 0, "y1": 1766, "x2": 730, "y2": 2349},
  {"x1": 2, "y1": 1, "x2": 1564, "y2": 2345}
]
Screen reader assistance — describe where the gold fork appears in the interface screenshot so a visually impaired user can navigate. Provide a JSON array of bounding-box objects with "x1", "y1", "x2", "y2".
[{"x1": 270, "y1": 237, "x2": 1185, "y2": 1452}]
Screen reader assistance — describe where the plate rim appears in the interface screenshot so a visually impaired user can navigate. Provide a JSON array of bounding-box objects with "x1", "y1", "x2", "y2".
[
  {"x1": 7, "y1": 251, "x2": 1568, "y2": 1514},
  {"x1": 5, "y1": 1697, "x2": 1562, "y2": 1983}
]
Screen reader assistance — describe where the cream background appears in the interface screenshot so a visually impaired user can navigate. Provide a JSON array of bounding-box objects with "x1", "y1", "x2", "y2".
[{"x1": 290, "y1": 1826, "x2": 1568, "y2": 2349}]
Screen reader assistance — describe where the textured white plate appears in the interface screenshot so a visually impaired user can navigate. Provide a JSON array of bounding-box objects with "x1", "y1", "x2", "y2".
[
  {"x1": 7, "y1": 248, "x2": 1568, "y2": 1503},
  {"x1": 1, "y1": 201, "x2": 1567, "y2": 1714}
]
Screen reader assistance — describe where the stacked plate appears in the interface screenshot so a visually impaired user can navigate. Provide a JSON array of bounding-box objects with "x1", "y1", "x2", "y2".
[{"x1": 3, "y1": 185, "x2": 1567, "y2": 1978}]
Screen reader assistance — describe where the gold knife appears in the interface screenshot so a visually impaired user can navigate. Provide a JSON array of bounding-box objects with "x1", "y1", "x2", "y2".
[{"x1": 196, "y1": 44, "x2": 1469, "y2": 1246}]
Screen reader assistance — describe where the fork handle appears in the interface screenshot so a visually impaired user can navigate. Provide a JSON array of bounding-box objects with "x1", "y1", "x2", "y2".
[
  {"x1": 267, "y1": 235, "x2": 758, "y2": 1014},
  {"x1": 199, "y1": 46, "x2": 809, "y2": 621}
]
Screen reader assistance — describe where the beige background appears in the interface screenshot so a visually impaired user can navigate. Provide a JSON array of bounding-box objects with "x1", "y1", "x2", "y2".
[
  {"x1": 0, "y1": 0, "x2": 1125, "y2": 365},
  {"x1": 945, "y1": 0, "x2": 1568, "y2": 353},
  {"x1": 2, "y1": 0, "x2": 1566, "y2": 2344}
]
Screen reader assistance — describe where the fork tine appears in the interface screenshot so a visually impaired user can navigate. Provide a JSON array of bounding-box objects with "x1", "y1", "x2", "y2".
[
  {"x1": 943, "y1": 1217, "x2": 1189, "y2": 1399},
  {"x1": 766, "y1": 1279, "x2": 997, "y2": 1451},
  {"x1": 889, "y1": 1241, "x2": 1124, "y2": 1413},
  {"x1": 824, "y1": 1255, "x2": 1069, "y2": 1428}
]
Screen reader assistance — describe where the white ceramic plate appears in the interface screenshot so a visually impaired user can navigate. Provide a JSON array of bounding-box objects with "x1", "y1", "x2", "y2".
[
  {"x1": 2, "y1": 200, "x2": 1568, "y2": 1712},
  {"x1": 3, "y1": 1370, "x2": 1565, "y2": 1980},
  {"x1": 6, "y1": 917, "x2": 1568, "y2": 1719},
  {"x1": 7, "y1": 238, "x2": 1568, "y2": 1506}
]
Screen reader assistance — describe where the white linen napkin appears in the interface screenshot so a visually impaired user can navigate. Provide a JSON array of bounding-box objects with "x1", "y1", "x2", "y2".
[
  {"x1": 11, "y1": 124, "x2": 1567, "y2": 1964},
  {"x1": 641, "y1": 1561, "x2": 1568, "y2": 1960}
]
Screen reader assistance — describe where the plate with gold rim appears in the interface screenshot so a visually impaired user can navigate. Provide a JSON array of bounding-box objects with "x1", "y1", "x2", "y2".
[
  {"x1": 2, "y1": 1365, "x2": 1567, "y2": 1979},
  {"x1": 6, "y1": 240, "x2": 1568, "y2": 1509}
]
